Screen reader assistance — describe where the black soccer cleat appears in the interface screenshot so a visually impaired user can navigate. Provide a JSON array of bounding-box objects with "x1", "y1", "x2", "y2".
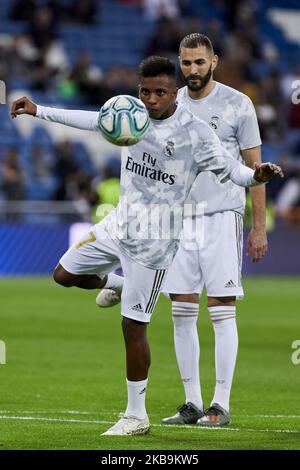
[{"x1": 162, "y1": 402, "x2": 204, "y2": 425}]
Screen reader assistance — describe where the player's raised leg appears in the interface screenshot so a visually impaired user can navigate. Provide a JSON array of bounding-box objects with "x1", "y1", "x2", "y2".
[
  {"x1": 53, "y1": 264, "x2": 123, "y2": 307},
  {"x1": 53, "y1": 226, "x2": 122, "y2": 296},
  {"x1": 53, "y1": 263, "x2": 107, "y2": 289}
]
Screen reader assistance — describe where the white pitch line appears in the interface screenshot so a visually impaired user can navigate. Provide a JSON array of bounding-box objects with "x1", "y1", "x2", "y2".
[
  {"x1": 1, "y1": 410, "x2": 300, "y2": 419},
  {"x1": 0, "y1": 410, "x2": 120, "y2": 416},
  {"x1": 0, "y1": 415, "x2": 300, "y2": 434},
  {"x1": 0, "y1": 416, "x2": 113, "y2": 425},
  {"x1": 254, "y1": 415, "x2": 300, "y2": 419}
]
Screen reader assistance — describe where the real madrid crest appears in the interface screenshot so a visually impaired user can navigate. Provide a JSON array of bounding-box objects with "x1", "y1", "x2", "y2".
[
  {"x1": 164, "y1": 141, "x2": 175, "y2": 157},
  {"x1": 209, "y1": 116, "x2": 219, "y2": 130}
]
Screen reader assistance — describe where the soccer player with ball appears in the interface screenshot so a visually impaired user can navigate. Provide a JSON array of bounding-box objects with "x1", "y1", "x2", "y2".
[{"x1": 11, "y1": 56, "x2": 282, "y2": 436}]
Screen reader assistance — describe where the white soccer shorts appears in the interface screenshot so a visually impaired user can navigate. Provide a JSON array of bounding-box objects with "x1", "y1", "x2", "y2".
[
  {"x1": 162, "y1": 211, "x2": 244, "y2": 298},
  {"x1": 59, "y1": 223, "x2": 166, "y2": 323}
]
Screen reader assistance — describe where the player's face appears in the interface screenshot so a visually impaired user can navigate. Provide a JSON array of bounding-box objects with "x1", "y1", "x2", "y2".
[
  {"x1": 139, "y1": 75, "x2": 178, "y2": 120},
  {"x1": 179, "y1": 46, "x2": 217, "y2": 91}
]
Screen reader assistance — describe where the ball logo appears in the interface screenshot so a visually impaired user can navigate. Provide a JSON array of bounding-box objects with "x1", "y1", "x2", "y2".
[{"x1": 164, "y1": 141, "x2": 175, "y2": 157}]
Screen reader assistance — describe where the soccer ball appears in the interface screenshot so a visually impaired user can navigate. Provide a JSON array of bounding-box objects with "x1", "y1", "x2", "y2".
[{"x1": 98, "y1": 95, "x2": 150, "y2": 146}]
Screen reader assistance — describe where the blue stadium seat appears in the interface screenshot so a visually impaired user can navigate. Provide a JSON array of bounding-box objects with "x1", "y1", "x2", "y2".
[
  {"x1": 0, "y1": 19, "x2": 26, "y2": 33},
  {"x1": 26, "y1": 177, "x2": 57, "y2": 200},
  {"x1": 30, "y1": 126, "x2": 53, "y2": 147},
  {"x1": 72, "y1": 141, "x2": 95, "y2": 176}
]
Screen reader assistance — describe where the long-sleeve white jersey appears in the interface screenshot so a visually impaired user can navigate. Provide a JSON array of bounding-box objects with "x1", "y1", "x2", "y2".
[
  {"x1": 36, "y1": 104, "x2": 260, "y2": 269},
  {"x1": 177, "y1": 82, "x2": 262, "y2": 215}
]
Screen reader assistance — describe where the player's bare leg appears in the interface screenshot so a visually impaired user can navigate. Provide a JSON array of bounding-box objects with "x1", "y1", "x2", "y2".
[
  {"x1": 198, "y1": 295, "x2": 236, "y2": 427},
  {"x1": 53, "y1": 264, "x2": 107, "y2": 289},
  {"x1": 102, "y1": 317, "x2": 150, "y2": 436},
  {"x1": 53, "y1": 265, "x2": 123, "y2": 307},
  {"x1": 162, "y1": 293, "x2": 204, "y2": 425},
  {"x1": 122, "y1": 317, "x2": 150, "y2": 381}
]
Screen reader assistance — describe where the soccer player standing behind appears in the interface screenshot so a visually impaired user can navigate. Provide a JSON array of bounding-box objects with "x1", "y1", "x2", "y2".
[{"x1": 162, "y1": 33, "x2": 266, "y2": 426}]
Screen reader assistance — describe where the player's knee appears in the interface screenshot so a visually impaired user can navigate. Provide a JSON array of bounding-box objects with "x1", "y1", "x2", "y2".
[
  {"x1": 122, "y1": 316, "x2": 147, "y2": 343},
  {"x1": 53, "y1": 265, "x2": 74, "y2": 288}
]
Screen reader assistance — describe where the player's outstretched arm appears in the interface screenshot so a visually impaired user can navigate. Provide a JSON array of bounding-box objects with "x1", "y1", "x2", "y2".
[
  {"x1": 193, "y1": 125, "x2": 283, "y2": 187},
  {"x1": 11, "y1": 96, "x2": 99, "y2": 131}
]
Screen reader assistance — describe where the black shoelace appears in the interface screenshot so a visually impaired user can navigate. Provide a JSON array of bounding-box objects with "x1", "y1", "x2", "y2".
[{"x1": 177, "y1": 403, "x2": 195, "y2": 417}]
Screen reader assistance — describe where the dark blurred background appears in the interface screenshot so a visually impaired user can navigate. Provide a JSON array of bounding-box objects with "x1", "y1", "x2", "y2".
[{"x1": 0, "y1": 0, "x2": 300, "y2": 275}]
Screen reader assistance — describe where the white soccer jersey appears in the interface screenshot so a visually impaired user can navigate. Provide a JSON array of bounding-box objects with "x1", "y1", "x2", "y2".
[
  {"x1": 36, "y1": 104, "x2": 258, "y2": 269},
  {"x1": 177, "y1": 82, "x2": 262, "y2": 215}
]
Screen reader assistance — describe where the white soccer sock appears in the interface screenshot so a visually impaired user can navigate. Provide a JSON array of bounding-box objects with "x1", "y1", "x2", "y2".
[
  {"x1": 209, "y1": 306, "x2": 238, "y2": 412},
  {"x1": 103, "y1": 273, "x2": 124, "y2": 295},
  {"x1": 124, "y1": 378, "x2": 148, "y2": 419},
  {"x1": 172, "y1": 302, "x2": 203, "y2": 411}
]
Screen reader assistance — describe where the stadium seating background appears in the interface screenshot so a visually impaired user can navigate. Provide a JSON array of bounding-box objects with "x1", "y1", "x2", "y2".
[{"x1": 0, "y1": 0, "x2": 300, "y2": 274}]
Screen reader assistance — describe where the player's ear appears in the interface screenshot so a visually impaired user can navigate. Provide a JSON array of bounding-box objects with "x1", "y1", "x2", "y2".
[{"x1": 212, "y1": 54, "x2": 218, "y2": 72}]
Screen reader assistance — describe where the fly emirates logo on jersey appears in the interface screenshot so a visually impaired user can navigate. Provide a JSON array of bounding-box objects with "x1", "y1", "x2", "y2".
[{"x1": 125, "y1": 152, "x2": 176, "y2": 186}]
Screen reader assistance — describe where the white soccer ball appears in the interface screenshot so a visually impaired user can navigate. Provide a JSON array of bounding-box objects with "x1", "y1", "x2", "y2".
[{"x1": 98, "y1": 95, "x2": 150, "y2": 146}]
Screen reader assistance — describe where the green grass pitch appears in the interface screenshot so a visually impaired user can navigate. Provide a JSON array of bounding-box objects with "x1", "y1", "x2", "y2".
[{"x1": 0, "y1": 277, "x2": 300, "y2": 450}]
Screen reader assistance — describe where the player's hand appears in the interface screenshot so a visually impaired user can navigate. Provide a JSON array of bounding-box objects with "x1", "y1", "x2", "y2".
[
  {"x1": 253, "y1": 162, "x2": 284, "y2": 183},
  {"x1": 11, "y1": 96, "x2": 37, "y2": 118},
  {"x1": 246, "y1": 227, "x2": 268, "y2": 263}
]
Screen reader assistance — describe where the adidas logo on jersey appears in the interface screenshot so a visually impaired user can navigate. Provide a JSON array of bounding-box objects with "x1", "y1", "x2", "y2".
[
  {"x1": 225, "y1": 280, "x2": 236, "y2": 288},
  {"x1": 131, "y1": 303, "x2": 143, "y2": 312}
]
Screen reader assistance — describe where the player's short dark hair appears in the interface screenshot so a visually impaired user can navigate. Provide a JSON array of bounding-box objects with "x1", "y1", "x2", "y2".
[
  {"x1": 139, "y1": 56, "x2": 176, "y2": 80},
  {"x1": 179, "y1": 33, "x2": 214, "y2": 54}
]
